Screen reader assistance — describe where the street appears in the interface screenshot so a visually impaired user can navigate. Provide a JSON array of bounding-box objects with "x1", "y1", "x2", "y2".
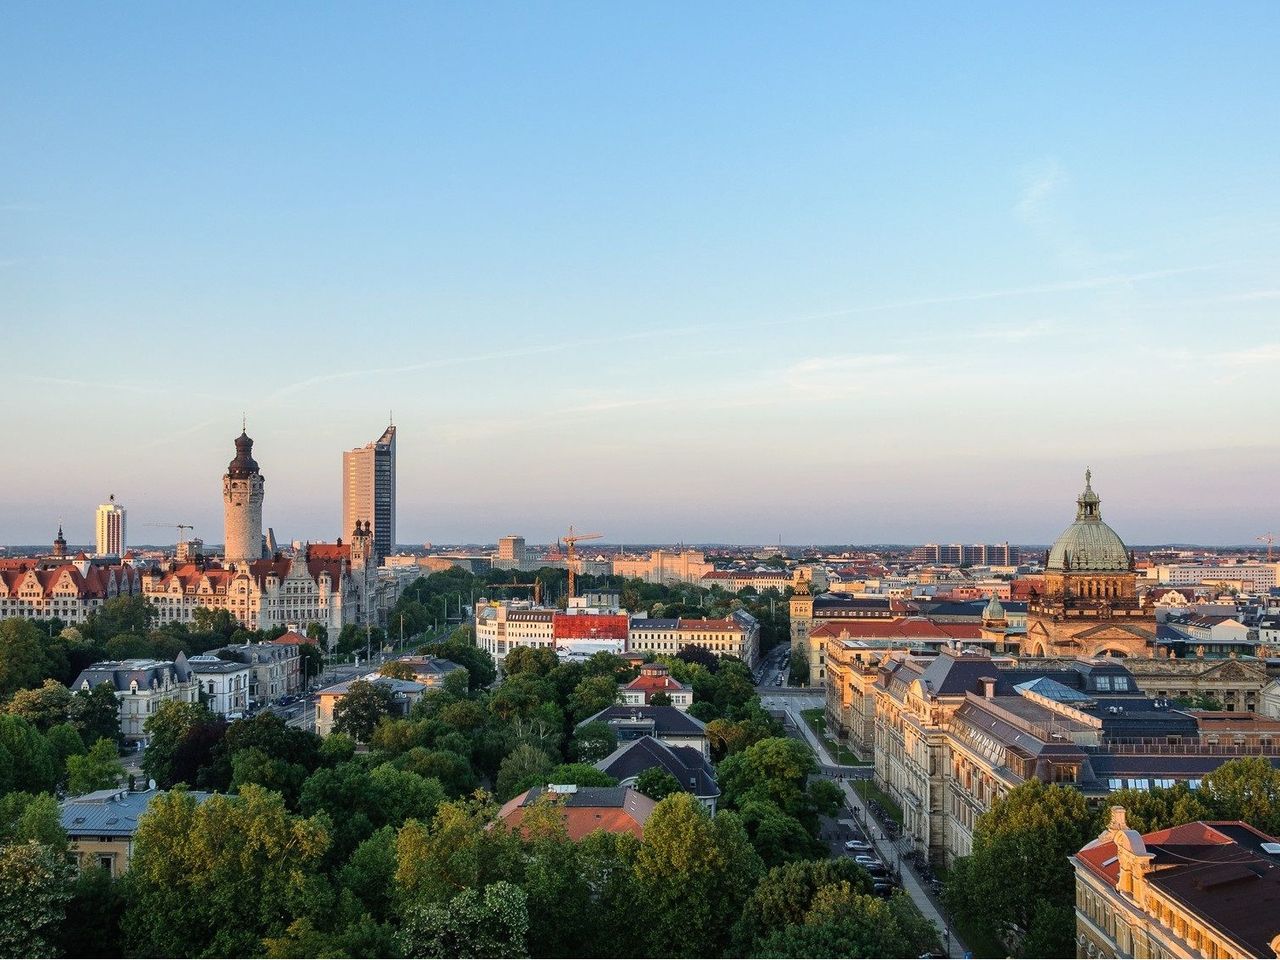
[{"x1": 768, "y1": 670, "x2": 967, "y2": 959}]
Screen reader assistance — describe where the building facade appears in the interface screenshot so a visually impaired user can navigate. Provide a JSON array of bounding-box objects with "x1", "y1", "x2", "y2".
[
  {"x1": 343, "y1": 424, "x2": 397, "y2": 562},
  {"x1": 0, "y1": 556, "x2": 141, "y2": 624},
  {"x1": 186, "y1": 655, "x2": 251, "y2": 716},
  {"x1": 1024, "y1": 471, "x2": 1156, "y2": 659},
  {"x1": 95, "y1": 495, "x2": 126, "y2": 557},
  {"x1": 1073, "y1": 808, "x2": 1280, "y2": 959},
  {"x1": 71, "y1": 657, "x2": 200, "y2": 741}
]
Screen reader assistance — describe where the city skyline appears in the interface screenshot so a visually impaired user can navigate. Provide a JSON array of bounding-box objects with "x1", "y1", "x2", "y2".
[{"x1": 3, "y1": 5, "x2": 1279, "y2": 544}]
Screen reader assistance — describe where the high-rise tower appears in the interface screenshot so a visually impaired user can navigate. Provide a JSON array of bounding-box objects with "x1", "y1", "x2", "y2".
[
  {"x1": 223, "y1": 429, "x2": 265, "y2": 565},
  {"x1": 343, "y1": 424, "x2": 396, "y2": 563},
  {"x1": 95, "y1": 495, "x2": 126, "y2": 557}
]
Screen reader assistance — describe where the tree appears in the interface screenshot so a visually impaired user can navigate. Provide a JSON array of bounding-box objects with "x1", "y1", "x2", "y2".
[
  {"x1": 676, "y1": 644, "x2": 719, "y2": 673},
  {"x1": 944, "y1": 780, "x2": 1094, "y2": 957},
  {"x1": 1102, "y1": 782, "x2": 1213, "y2": 833},
  {"x1": 546, "y1": 763, "x2": 618, "y2": 788},
  {"x1": 69, "y1": 682, "x2": 123, "y2": 745},
  {"x1": 502, "y1": 646, "x2": 558, "y2": 677},
  {"x1": 141, "y1": 700, "x2": 222, "y2": 788},
  {"x1": 6, "y1": 680, "x2": 72, "y2": 731},
  {"x1": 571, "y1": 720, "x2": 617, "y2": 763},
  {"x1": 567, "y1": 674, "x2": 619, "y2": 722},
  {"x1": 717, "y1": 736, "x2": 816, "y2": 821},
  {"x1": 1201, "y1": 756, "x2": 1280, "y2": 835},
  {"x1": 753, "y1": 886, "x2": 939, "y2": 959},
  {"x1": 398, "y1": 881, "x2": 529, "y2": 959},
  {"x1": 124, "y1": 786, "x2": 329, "y2": 957},
  {"x1": 495, "y1": 744, "x2": 555, "y2": 802},
  {"x1": 0, "y1": 714, "x2": 58, "y2": 794},
  {"x1": 84, "y1": 595, "x2": 154, "y2": 641},
  {"x1": 0, "y1": 840, "x2": 75, "y2": 958},
  {"x1": 67, "y1": 738, "x2": 125, "y2": 794},
  {"x1": 333, "y1": 681, "x2": 396, "y2": 743},
  {"x1": 634, "y1": 793, "x2": 764, "y2": 957},
  {"x1": 0, "y1": 618, "x2": 55, "y2": 699},
  {"x1": 300, "y1": 761, "x2": 446, "y2": 864},
  {"x1": 635, "y1": 767, "x2": 683, "y2": 802},
  {"x1": 733, "y1": 858, "x2": 873, "y2": 951},
  {"x1": 380, "y1": 661, "x2": 417, "y2": 681}
]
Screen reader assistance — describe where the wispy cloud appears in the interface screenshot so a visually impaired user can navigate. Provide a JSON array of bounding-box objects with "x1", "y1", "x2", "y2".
[
  {"x1": 1221, "y1": 290, "x2": 1280, "y2": 302},
  {"x1": 1015, "y1": 159, "x2": 1066, "y2": 226}
]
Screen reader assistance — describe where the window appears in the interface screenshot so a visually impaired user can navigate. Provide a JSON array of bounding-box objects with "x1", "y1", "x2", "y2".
[{"x1": 1095, "y1": 676, "x2": 1112, "y2": 692}]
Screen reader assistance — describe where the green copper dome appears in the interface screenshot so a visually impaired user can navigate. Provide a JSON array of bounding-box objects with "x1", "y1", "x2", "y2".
[
  {"x1": 1046, "y1": 470, "x2": 1131, "y2": 573},
  {"x1": 982, "y1": 592, "x2": 1005, "y2": 621}
]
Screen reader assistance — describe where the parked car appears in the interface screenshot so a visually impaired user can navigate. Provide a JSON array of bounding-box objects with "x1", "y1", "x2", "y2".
[
  {"x1": 872, "y1": 881, "x2": 897, "y2": 897},
  {"x1": 854, "y1": 855, "x2": 888, "y2": 874},
  {"x1": 844, "y1": 839, "x2": 874, "y2": 852}
]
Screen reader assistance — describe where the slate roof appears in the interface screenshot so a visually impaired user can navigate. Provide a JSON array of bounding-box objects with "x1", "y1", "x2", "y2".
[
  {"x1": 60, "y1": 788, "x2": 211, "y2": 837},
  {"x1": 595, "y1": 735, "x2": 719, "y2": 799},
  {"x1": 578, "y1": 704, "x2": 708, "y2": 737}
]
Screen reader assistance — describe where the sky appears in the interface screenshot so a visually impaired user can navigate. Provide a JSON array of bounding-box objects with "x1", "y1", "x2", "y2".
[{"x1": 2, "y1": 3, "x2": 1278, "y2": 547}]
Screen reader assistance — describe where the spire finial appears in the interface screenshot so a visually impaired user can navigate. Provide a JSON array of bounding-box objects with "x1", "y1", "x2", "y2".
[
  {"x1": 1085, "y1": 466, "x2": 1092, "y2": 490},
  {"x1": 242, "y1": 412, "x2": 246, "y2": 432}
]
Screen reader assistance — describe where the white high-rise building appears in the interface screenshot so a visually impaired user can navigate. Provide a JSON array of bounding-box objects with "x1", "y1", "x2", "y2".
[{"x1": 95, "y1": 495, "x2": 126, "y2": 557}]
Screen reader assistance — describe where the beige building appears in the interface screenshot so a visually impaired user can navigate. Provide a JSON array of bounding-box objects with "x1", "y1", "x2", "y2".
[
  {"x1": 223, "y1": 430, "x2": 265, "y2": 564},
  {"x1": 0, "y1": 554, "x2": 141, "y2": 624},
  {"x1": 475, "y1": 601, "x2": 555, "y2": 662},
  {"x1": 1073, "y1": 807, "x2": 1280, "y2": 959},
  {"x1": 142, "y1": 529, "x2": 377, "y2": 635},
  {"x1": 222, "y1": 641, "x2": 303, "y2": 704},
  {"x1": 315, "y1": 674, "x2": 426, "y2": 737},
  {"x1": 626, "y1": 611, "x2": 761, "y2": 668},
  {"x1": 71, "y1": 657, "x2": 200, "y2": 742},
  {"x1": 612, "y1": 549, "x2": 713, "y2": 585},
  {"x1": 95, "y1": 494, "x2": 126, "y2": 557},
  {"x1": 61, "y1": 788, "x2": 211, "y2": 877},
  {"x1": 343, "y1": 424, "x2": 396, "y2": 562},
  {"x1": 1123, "y1": 656, "x2": 1270, "y2": 712},
  {"x1": 495, "y1": 535, "x2": 527, "y2": 569}
]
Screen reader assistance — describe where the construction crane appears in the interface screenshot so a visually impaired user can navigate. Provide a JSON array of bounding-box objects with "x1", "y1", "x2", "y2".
[
  {"x1": 147, "y1": 522, "x2": 195, "y2": 550},
  {"x1": 561, "y1": 526, "x2": 602, "y2": 599},
  {"x1": 1259, "y1": 533, "x2": 1276, "y2": 563}
]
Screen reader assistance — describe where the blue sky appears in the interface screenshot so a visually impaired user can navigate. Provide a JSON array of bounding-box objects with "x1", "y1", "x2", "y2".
[{"x1": 2, "y1": 3, "x2": 1278, "y2": 546}]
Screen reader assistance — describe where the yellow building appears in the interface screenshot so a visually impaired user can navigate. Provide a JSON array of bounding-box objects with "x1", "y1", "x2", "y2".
[
  {"x1": 1073, "y1": 806, "x2": 1280, "y2": 959},
  {"x1": 60, "y1": 788, "x2": 211, "y2": 877}
]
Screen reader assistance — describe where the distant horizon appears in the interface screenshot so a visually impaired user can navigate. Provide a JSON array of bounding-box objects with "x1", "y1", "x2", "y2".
[{"x1": 5, "y1": 539, "x2": 1275, "y2": 555}]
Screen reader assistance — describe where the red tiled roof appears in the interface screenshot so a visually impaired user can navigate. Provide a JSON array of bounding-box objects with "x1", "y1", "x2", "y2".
[{"x1": 495, "y1": 787, "x2": 655, "y2": 840}]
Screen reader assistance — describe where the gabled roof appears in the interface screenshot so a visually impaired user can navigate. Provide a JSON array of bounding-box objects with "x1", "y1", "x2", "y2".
[
  {"x1": 578, "y1": 705, "x2": 708, "y2": 737},
  {"x1": 496, "y1": 786, "x2": 656, "y2": 840},
  {"x1": 595, "y1": 735, "x2": 719, "y2": 799}
]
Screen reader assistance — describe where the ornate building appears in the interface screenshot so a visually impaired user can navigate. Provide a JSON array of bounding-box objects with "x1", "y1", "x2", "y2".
[
  {"x1": 223, "y1": 429, "x2": 265, "y2": 565},
  {"x1": 1024, "y1": 471, "x2": 1156, "y2": 659}
]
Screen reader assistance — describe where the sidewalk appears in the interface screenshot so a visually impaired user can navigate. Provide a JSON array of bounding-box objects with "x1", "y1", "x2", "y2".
[{"x1": 787, "y1": 706, "x2": 968, "y2": 959}]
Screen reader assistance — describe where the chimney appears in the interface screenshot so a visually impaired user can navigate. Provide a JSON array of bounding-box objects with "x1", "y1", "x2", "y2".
[{"x1": 980, "y1": 676, "x2": 997, "y2": 699}]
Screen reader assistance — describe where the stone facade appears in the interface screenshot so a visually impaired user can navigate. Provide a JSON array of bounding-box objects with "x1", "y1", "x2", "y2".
[
  {"x1": 1025, "y1": 473, "x2": 1156, "y2": 659},
  {"x1": 223, "y1": 430, "x2": 264, "y2": 565}
]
